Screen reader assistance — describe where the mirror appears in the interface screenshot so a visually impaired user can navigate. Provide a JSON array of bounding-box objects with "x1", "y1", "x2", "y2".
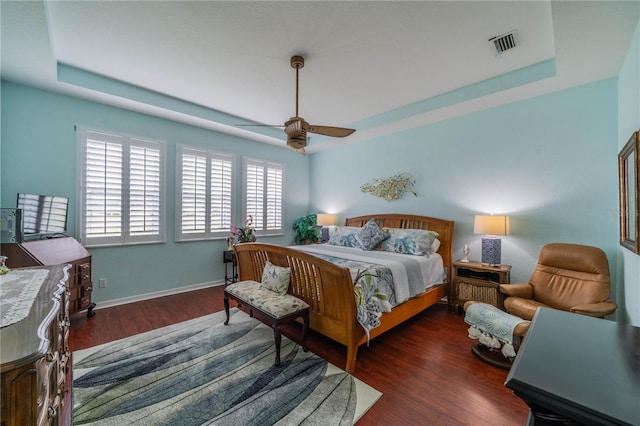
[{"x1": 619, "y1": 130, "x2": 639, "y2": 254}]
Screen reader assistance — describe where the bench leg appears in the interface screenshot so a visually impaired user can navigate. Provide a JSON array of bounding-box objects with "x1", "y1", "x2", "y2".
[
  {"x1": 224, "y1": 296, "x2": 230, "y2": 325},
  {"x1": 301, "y1": 315, "x2": 309, "y2": 352},
  {"x1": 274, "y1": 324, "x2": 282, "y2": 366}
]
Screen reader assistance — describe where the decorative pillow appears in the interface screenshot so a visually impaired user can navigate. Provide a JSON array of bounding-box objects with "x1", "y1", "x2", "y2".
[
  {"x1": 328, "y1": 226, "x2": 361, "y2": 248},
  {"x1": 261, "y1": 261, "x2": 291, "y2": 295},
  {"x1": 378, "y1": 228, "x2": 439, "y2": 256},
  {"x1": 431, "y1": 238, "x2": 441, "y2": 254},
  {"x1": 355, "y1": 218, "x2": 389, "y2": 251}
]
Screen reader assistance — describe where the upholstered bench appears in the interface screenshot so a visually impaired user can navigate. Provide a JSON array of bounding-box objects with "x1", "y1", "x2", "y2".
[
  {"x1": 463, "y1": 301, "x2": 530, "y2": 369},
  {"x1": 224, "y1": 280, "x2": 310, "y2": 366}
]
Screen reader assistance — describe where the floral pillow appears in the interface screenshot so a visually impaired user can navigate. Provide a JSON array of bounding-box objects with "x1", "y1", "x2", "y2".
[
  {"x1": 328, "y1": 226, "x2": 361, "y2": 248},
  {"x1": 261, "y1": 261, "x2": 291, "y2": 295},
  {"x1": 355, "y1": 218, "x2": 390, "y2": 251},
  {"x1": 377, "y1": 228, "x2": 439, "y2": 256}
]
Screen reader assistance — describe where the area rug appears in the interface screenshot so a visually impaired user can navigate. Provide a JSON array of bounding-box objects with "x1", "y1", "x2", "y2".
[{"x1": 72, "y1": 308, "x2": 381, "y2": 425}]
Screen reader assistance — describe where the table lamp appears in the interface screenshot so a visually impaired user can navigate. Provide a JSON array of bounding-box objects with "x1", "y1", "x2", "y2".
[
  {"x1": 316, "y1": 214, "x2": 337, "y2": 243},
  {"x1": 473, "y1": 215, "x2": 508, "y2": 266}
]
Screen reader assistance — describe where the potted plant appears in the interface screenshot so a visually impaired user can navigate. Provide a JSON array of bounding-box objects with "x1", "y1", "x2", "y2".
[
  {"x1": 293, "y1": 214, "x2": 320, "y2": 245},
  {"x1": 230, "y1": 215, "x2": 257, "y2": 243}
]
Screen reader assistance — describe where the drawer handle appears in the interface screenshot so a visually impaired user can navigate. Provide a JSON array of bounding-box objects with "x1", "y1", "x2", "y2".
[
  {"x1": 81, "y1": 264, "x2": 90, "y2": 270},
  {"x1": 82, "y1": 274, "x2": 91, "y2": 280}
]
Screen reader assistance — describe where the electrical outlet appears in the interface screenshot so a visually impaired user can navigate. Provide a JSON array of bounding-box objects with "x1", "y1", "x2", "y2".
[{"x1": 98, "y1": 278, "x2": 107, "y2": 288}]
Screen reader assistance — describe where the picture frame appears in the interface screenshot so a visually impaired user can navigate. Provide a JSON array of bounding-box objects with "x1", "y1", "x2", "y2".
[{"x1": 618, "y1": 130, "x2": 639, "y2": 254}]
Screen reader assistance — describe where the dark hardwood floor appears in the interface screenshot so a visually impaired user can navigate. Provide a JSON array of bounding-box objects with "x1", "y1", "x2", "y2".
[{"x1": 67, "y1": 286, "x2": 529, "y2": 425}]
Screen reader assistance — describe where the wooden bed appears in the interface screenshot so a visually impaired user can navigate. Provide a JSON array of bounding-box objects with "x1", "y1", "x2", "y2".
[{"x1": 234, "y1": 213, "x2": 454, "y2": 373}]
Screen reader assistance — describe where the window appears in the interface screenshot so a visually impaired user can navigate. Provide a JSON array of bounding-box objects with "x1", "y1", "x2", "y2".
[
  {"x1": 77, "y1": 127, "x2": 166, "y2": 247},
  {"x1": 243, "y1": 157, "x2": 284, "y2": 236},
  {"x1": 176, "y1": 145, "x2": 235, "y2": 241}
]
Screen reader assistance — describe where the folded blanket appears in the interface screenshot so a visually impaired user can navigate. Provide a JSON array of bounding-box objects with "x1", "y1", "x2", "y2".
[{"x1": 464, "y1": 303, "x2": 527, "y2": 358}]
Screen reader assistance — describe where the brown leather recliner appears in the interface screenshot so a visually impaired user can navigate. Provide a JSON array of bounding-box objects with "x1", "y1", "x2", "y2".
[{"x1": 500, "y1": 243, "x2": 617, "y2": 322}]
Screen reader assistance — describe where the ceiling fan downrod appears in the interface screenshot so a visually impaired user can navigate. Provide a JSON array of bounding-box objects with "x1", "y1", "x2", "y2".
[{"x1": 291, "y1": 55, "x2": 304, "y2": 118}]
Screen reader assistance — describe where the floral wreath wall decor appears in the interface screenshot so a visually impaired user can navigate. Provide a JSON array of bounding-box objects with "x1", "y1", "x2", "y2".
[{"x1": 360, "y1": 172, "x2": 417, "y2": 202}]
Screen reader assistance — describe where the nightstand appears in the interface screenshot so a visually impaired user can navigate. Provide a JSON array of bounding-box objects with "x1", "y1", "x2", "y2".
[
  {"x1": 223, "y1": 250, "x2": 237, "y2": 285},
  {"x1": 451, "y1": 260, "x2": 511, "y2": 313}
]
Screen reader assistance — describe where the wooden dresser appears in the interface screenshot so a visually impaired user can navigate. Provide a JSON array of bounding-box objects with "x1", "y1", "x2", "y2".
[
  {"x1": 1, "y1": 237, "x2": 95, "y2": 317},
  {"x1": 1, "y1": 264, "x2": 71, "y2": 426}
]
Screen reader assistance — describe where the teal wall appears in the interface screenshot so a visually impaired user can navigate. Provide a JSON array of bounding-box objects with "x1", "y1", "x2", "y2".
[
  {"x1": 0, "y1": 81, "x2": 310, "y2": 304},
  {"x1": 310, "y1": 78, "x2": 622, "y2": 314},
  {"x1": 2, "y1": 45, "x2": 637, "y2": 322},
  {"x1": 618, "y1": 19, "x2": 640, "y2": 326}
]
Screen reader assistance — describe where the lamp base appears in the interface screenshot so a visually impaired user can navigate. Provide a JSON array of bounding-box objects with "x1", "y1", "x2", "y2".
[
  {"x1": 481, "y1": 237, "x2": 502, "y2": 266},
  {"x1": 320, "y1": 227, "x2": 330, "y2": 244}
]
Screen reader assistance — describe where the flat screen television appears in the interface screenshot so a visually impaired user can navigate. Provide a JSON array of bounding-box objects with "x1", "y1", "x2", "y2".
[{"x1": 16, "y1": 193, "x2": 69, "y2": 239}]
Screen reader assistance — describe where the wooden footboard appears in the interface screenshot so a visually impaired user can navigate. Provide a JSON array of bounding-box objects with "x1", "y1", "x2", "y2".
[
  {"x1": 234, "y1": 243, "x2": 363, "y2": 371},
  {"x1": 233, "y1": 214, "x2": 454, "y2": 373}
]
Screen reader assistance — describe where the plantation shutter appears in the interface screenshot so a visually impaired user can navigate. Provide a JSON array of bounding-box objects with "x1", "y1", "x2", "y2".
[
  {"x1": 176, "y1": 145, "x2": 235, "y2": 241},
  {"x1": 180, "y1": 149, "x2": 208, "y2": 235},
  {"x1": 266, "y1": 167, "x2": 283, "y2": 230},
  {"x1": 129, "y1": 142, "x2": 162, "y2": 239},
  {"x1": 245, "y1": 162, "x2": 264, "y2": 230},
  {"x1": 84, "y1": 132, "x2": 123, "y2": 243},
  {"x1": 243, "y1": 158, "x2": 284, "y2": 236},
  {"x1": 78, "y1": 128, "x2": 166, "y2": 247},
  {"x1": 210, "y1": 154, "x2": 234, "y2": 233}
]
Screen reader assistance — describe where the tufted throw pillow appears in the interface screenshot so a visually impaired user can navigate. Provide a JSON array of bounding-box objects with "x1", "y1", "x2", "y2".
[
  {"x1": 355, "y1": 218, "x2": 390, "y2": 251},
  {"x1": 378, "y1": 228, "x2": 439, "y2": 256},
  {"x1": 328, "y1": 226, "x2": 361, "y2": 247},
  {"x1": 261, "y1": 261, "x2": 291, "y2": 295}
]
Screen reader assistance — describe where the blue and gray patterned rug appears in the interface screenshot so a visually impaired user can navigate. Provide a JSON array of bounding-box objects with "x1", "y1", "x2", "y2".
[{"x1": 73, "y1": 308, "x2": 381, "y2": 425}]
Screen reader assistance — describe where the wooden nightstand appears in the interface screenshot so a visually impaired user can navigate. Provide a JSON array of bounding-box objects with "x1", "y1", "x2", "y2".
[{"x1": 451, "y1": 260, "x2": 511, "y2": 313}]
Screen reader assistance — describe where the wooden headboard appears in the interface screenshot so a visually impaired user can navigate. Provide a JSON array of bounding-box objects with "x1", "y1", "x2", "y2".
[{"x1": 345, "y1": 213, "x2": 455, "y2": 284}]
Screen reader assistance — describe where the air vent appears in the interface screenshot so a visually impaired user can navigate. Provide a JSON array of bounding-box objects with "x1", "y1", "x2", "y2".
[{"x1": 489, "y1": 30, "x2": 518, "y2": 55}]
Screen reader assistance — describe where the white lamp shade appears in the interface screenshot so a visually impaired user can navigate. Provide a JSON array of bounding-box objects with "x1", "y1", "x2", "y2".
[
  {"x1": 316, "y1": 214, "x2": 337, "y2": 226},
  {"x1": 473, "y1": 215, "x2": 509, "y2": 236}
]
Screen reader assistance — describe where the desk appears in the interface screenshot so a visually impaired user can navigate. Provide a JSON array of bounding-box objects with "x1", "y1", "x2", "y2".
[
  {"x1": 223, "y1": 250, "x2": 237, "y2": 285},
  {"x1": 505, "y1": 308, "x2": 640, "y2": 425}
]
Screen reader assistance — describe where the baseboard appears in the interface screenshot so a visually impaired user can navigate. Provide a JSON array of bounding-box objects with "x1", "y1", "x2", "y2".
[{"x1": 93, "y1": 280, "x2": 224, "y2": 310}]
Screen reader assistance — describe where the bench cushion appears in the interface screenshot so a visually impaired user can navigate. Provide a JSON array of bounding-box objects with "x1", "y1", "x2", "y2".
[{"x1": 225, "y1": 280, "x2": 309, "y2": 319}]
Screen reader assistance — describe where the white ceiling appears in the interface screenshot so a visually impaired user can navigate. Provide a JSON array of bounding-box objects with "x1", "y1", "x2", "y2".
[{"x1": 2, "y1": 1, "x2": 638, "y2": 153}]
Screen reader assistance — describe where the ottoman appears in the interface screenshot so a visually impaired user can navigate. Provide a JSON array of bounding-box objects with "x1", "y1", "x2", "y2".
[{"x1": 463, "y1": 301, "x2": 530, "y2": 369}]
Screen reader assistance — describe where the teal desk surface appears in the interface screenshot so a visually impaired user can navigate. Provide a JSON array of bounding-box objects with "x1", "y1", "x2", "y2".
[{"x1": 506, "y1": 307, "x2": 640, "y2": 426}]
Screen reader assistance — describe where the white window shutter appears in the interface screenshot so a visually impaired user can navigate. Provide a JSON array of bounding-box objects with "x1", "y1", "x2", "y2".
[
  {"x1": 176, "y1": 146, "x2": 235, "y2": 241},
  {"x1": 180, "y1": 150, "x2": 208, "y2": 235},
  {"x1": 129, "y1": 141, "x2": 163, "y2": 239},
  {"x1": 210, "y1": 155, "x2": 233, "y2": 233},
  {"x1": 243, "y1": 158, "x2": 284, "y2": 236},
  {"x1": 78, "y1": 128, "x2": 165, "y2": 247},
  {"x1": 85, "y1": 136, "x2": 123, "y2": 241},
  {"x1": 245, "y1": 163, "x2": 264, "y2": 230},
  {"x1": 266, "y1": 167, "x2": 283, "y2": 230}
]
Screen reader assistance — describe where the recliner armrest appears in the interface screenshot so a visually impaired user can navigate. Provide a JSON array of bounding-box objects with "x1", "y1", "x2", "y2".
[
  {"x1": 570, "y1": 301, "x2": 618, "y2": 318},
  {"x1": 499, "y1": 283, "x2": 533, "y2": 299}
]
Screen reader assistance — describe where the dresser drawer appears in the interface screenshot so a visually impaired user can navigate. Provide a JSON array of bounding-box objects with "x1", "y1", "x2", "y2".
[{"x1": 78, "y1": 262, "x2": 91, "y2": 285}]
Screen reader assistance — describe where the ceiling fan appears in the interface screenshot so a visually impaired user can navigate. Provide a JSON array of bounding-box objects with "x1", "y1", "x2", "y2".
[{"x1": 240, "y1": 55, "x2": 355, "y2": 155}]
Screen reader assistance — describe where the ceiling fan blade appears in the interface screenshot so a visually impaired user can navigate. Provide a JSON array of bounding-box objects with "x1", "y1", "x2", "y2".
[
  {"x1": 307, "y1": 125, "x2": 355, "y2": 138},
  {"x1": 236, "y1": 124, "x2": 284, "y2": 128}
]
